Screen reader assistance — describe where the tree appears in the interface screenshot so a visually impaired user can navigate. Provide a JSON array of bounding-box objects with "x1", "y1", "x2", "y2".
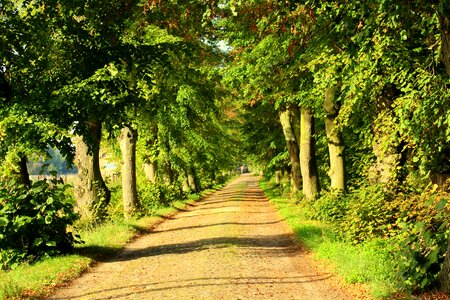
[
  {"x1": 118, "y1": 125, "x2": 139, "y2": 217},
  {"x1": 279, "y1": 106, "x2": 301, "y2": 193}
]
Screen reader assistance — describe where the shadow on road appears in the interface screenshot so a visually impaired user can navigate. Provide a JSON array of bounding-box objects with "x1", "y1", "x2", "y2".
[{"x1": 54, "y1": 274, "x2": 333, "y2": 300}]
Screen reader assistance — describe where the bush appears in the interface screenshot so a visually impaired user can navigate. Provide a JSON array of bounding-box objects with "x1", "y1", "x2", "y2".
[
  {"x1": 340, "y1": 185, "x2": 396, "y2": 243},
  {"x1": 0, "y1": 178, "x2": 78, "y2": 270},
  {"x1": 310, "y1": 190, "x2": 349, "y2": 223},
  {"x1": 139, "y1": 183, "x2": 183, "y2": 212},
  {"x1": 308, "y1": 182, "x2": 450, "y2": 293},
  {"x1": 390, "y1": 190, "x2": 449, "y2": 292}
]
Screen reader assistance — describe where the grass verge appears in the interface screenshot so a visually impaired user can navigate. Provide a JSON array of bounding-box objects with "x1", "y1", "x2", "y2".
[
  {"x1": 0, "y1": 187, "x2": 220, "y2": 300},
  {"x1": 259, "y1": 180, "x2": 398, "y2": 299}
]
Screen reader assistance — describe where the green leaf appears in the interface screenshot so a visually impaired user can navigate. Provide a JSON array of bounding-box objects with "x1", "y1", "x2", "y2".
[
  {"x1": 435, "y1": 199, "x2": 447, "y2": 211},
  {"x1": 45, "y1": 215, "x2": 53, "y2": 224},
  {"x1": 46, "y1": 197, "x2": 54, "y2": 205},
  {"x1": 45, "y1": 241, "x2": 56, "y2": 247},
  {"x1": 33, "y1": 238, "x2": 43, "y2": 247},
  {"x1": 0, "y1": 217, "x2": 8, "y2": 227}
]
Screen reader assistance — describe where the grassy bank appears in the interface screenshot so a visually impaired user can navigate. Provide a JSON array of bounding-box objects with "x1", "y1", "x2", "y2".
[
  {"x1": 0, "y1": 189, "x2": 217, "y2": 300},
  {"x1": 259, "y1": 181, "x2": 398, "y2": 299}
]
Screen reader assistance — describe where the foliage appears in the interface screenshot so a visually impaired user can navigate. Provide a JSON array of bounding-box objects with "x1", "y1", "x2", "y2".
[
  {"x1": 138, "y1": 183, "x2": 184, "y2": 211},
  {"x1": 0, "y1": 199, "x2": 202, "y2": 300},
  {"x1": 259, "y1": 180, "x2": 397, "y2": 298},
  {"x1": 308, "y1": 181, "x2": 450, "y2": 293},
  {"x1": 308, "y1": 190, "x2": 349, "y2": 224},
  {"x1": 0, "y1": 178, "x2": 78, "y2": 270},
  {"x1": 391, "y1": 190, "x2": 449, "y2": 291}
]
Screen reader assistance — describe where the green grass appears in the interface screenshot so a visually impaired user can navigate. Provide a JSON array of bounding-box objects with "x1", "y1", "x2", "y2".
[
  {"x1": 260, "y1": 181, "x2": 398, "y2": 299},
  {"x1": 0, "y1": 187, "x2": 219, "y2": 300}
]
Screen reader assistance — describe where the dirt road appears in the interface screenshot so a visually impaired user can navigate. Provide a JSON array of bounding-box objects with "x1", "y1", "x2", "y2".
[{"x1": 48, "y1": 174, "x2": 353, "y2": 299}]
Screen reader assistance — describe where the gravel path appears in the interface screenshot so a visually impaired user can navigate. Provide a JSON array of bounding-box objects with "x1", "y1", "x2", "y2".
[{"x1": 48, "y1": 174, "x2": 353, "y2": 299}]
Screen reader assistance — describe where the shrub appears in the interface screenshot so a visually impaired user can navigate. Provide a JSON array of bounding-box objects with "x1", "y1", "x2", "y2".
[
  {"x1": 139, "y1": 183, "x2": 183, "y2": 212},
  {"x1": 310, "y1": 190, "x2": 349, "y2": 223},
  {"x1": 308, "y1": 181, "x2": 450, "y2": 293},
  {"x1": 340, "y1": 184, "x2": 396, "y2": 243},
  {"x1": 0, "y1": 178, "x2": 78, "y2": 270},
  {"x1": 390, "y1": 190, "x2": 449, "y2": 292}
]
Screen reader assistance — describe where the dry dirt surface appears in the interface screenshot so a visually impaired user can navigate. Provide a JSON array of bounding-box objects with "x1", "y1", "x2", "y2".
[{"x1": 48, "y1": 174, "x2": 360, "y2": 300}]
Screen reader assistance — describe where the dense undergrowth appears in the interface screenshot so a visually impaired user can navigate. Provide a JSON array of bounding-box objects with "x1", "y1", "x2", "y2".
[
  {"x1": 259, "y1": 179, "x2": 450, "y2": 298},
  {"x1": 0, "y1": 178, "x2": 78, "y2": 271}
]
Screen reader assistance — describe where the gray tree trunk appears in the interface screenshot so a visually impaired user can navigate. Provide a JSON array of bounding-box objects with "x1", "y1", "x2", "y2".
[
  {"x1": 324, "y1": 86, "x2": 346, "y2": 191},
  {"x1": 437, "y1": 8, "x2": 450, "y2": 292},
  {"x1": 143, "y1": 124, "x2": 158, "y2": 183},
  {"x1": 368, "y1": 85, "x2": 400, "y2": 185},
  {"x1": 119, "y1": 125, "x2": 139, "y2": 218},
  {"x1": 181, "y1": 170, "x2": 190, "y2": 193},
  {"x1": 74, "y1": 120, "x2": 111, "y2": 221},
  {"x1": 162, "y1": 161, "x2": 174, "y2": 185},
  {"x1": 143, "y1": 161, "x2": 157, "y2": 183},
  {"x1": 188, "y1": 168, "x2": 198, "y2": 192},
  {"x1": 275, "y1": 170, "x2": 282, "y2": 186},
  {"x1": 300, "y1": 107, "x2": 320, "y2": 200},
  {"x1": 19, "y1": 155, "x2": 31, "y2": 187},
  {"x1": 279, "y1": 107, "x2": 302, "y2": 193}
]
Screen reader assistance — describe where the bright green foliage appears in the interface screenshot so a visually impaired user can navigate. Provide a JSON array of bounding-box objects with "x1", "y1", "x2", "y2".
[
  {"x1": 309, "y1": 185, "x2": 450, "y2": 293},
  {"x1": 137, "y1": 179, "x2": 184, "y2": 211},
  {"x1": 0, "y1": 178, "x2": 78, "y2": 270},
  {"x1": 260, "y1": 180, "x2": 397, "y2": 297},
  {"x1": 2, "y1": 0, "x2": 450, "y2": 294},
  {"x1": 221, "y1": 0, "x2": 450, "y2": 293}
]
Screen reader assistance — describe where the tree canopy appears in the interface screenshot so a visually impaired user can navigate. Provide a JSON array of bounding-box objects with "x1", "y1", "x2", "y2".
[{"x1": 2, "y1": 0, "x2": 450, "y2": 294}]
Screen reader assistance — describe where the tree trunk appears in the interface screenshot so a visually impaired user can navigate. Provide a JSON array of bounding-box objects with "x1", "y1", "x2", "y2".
[
  {"x1": 324, "y1": 86, "x2": 346, "y2": 191},
  {"x1": 300, "y1": 107, "x2": 320, "y2": 200},
  {"x1": 436, "y1": 8, "x2": 450, "y2": 292},
  {"x1": 19, "y1": 155, "x2": 31, "y2": 187},
  {"x1": 162, "y1": 161, "x2": 174, "y2": 185},
  {"x1": 143, "y1": 124, "x2": 158, "y2": 183},
  {"x1": 143, "y1": 161, "x2": 157, "y2": 183},
  {"x1": 73, "y1": 120, "x2": 111, "y2": 221},
  {"x1": 275, "y1": 170, "x2": 282, "y2": 186},
  {"x1": 279, "y1": 107, "x2": 302, "y2": 193},
  {"x1": 181, "y1": 170, "x2": 190, "y2": 192},
  {"x1": 188, "y1": 168, "x2": 198, "y2": 192},
  {"x1": 369, "y1": 84, "x2": 400, "y2": 185},
  {"x1": 440, "y1": 8, "x2": 450, "y2": 76},
  {"x1": 119, "y1": 125, "x2": 139, "y2": 218}
]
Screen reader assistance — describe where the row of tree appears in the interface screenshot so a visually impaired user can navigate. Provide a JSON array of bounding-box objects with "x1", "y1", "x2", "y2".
[
  {"x1": 0, "y1": 0, "x2": 237, "y2": 223},
  {"x1": 217, "y1": 0, "x2": 450, "y2": 293},
  {"x1": 3, "y1": 0, "x2": 450, "y2": 293}
]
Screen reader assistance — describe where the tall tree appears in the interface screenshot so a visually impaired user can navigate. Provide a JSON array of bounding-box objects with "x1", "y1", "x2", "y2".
[
  {"x1": 299, "y1": 107, "x2": 320, "y2": 199},
  {"x1": 118, "y1": 124, "x2": 139, "y2": 217},
  {"x1": 324, "y1": 85, "x2": 345, "y2": 191},
  {"x1": 279, "y1": 106, "x2": 301, "y2": 193}
]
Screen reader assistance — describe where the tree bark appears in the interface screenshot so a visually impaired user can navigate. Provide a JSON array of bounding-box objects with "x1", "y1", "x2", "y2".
[
  {"x1": 143, "y1": 161, "x2": 157, "y2": 183},
  {"x1": 73, "y1": 120, "x2": 111, "y2": 221},
  {"x1": 275, "y1": 170, "x2": 282, "y2": 186},
  {"x1": 119, "y1": 125, "x2": 139, "y2": 218},
  {"x1": 181, "y1": 170, "x2": 190, "y2": 193},
  {"x1": 19, "y1": 155, "x2": 31, "y2": 187},
  {"x1": 324, "y1": 86, "x2": 346, "y2": 191},
  {"x1": 279, "y1": 107, "x2": 302, "y2": 193},
  {"x1": 143, "y1": 124, "x2": 158, "y2": 183},
  {"x1": 436, "y1": 7, "x2": 450, "y2": 292},
  {"x1": 162, "y1": 161, "x2": 174, "y2": 185},
  {"x1": 300, "y1": 107, "x2": 320, "y2": 200},
  {"x1": 187, "y1": 168, "x2": 198, "y2": 192},
  {"x1": 369, "y1": 84, "x2": 400, "y2": 185},
  {"x1": 440, "y1": 8, "x2": 450, "y2": 76}
]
